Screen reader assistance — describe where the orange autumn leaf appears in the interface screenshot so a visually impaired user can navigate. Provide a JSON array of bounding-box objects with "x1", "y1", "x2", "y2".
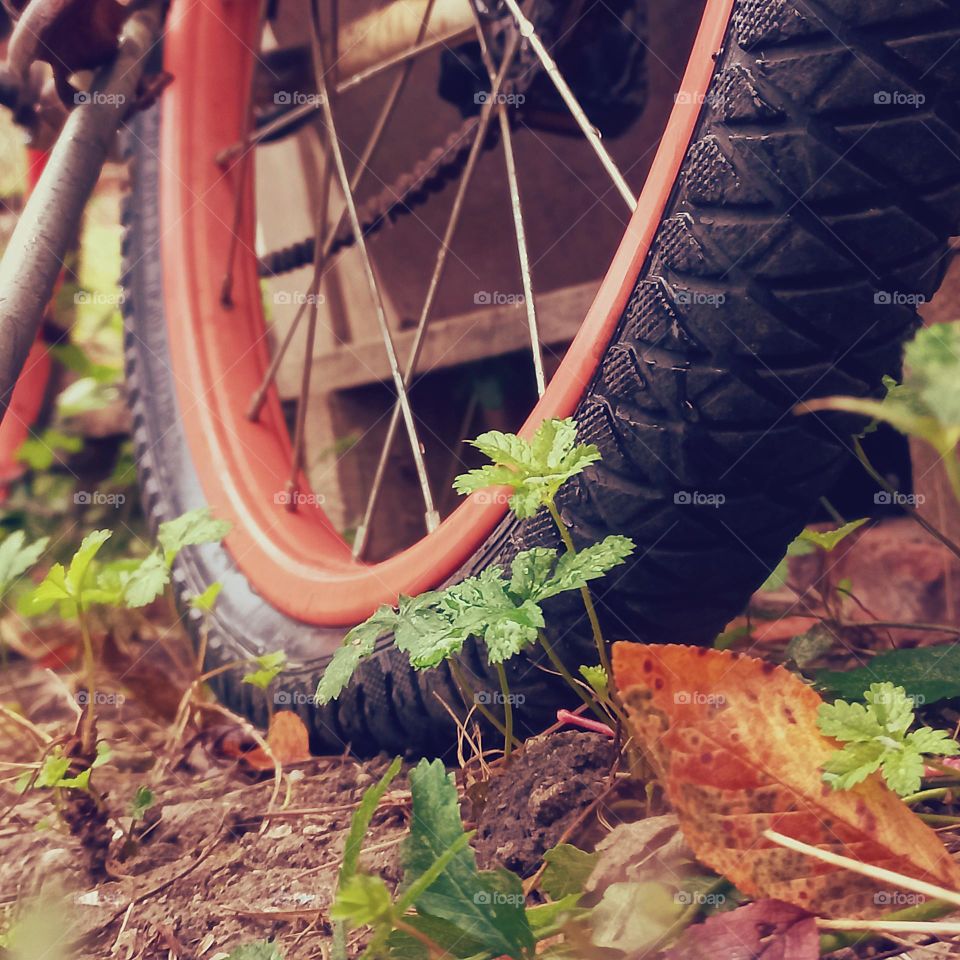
[
  {"x1": 612, "y1": 643, "x2": 960, "y2": 918},
  {"x1": 241, "y1": 710, "x2": 312, "y2": 771}
]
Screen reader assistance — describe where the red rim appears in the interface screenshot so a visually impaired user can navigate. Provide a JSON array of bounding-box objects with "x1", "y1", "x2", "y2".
[{"x1": 158, "y1": 0, "x2": 735, "y2": 626}]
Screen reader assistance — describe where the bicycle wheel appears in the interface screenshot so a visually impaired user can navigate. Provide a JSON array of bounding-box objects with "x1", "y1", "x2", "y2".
[{"x1": 122, "y1": 0, "x2": 960, "y2": 756}]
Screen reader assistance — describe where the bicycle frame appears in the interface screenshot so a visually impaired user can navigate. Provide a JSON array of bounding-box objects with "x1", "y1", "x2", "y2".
[{"x1": 0, "y1": 0, "x2": 164, "y2": 423}]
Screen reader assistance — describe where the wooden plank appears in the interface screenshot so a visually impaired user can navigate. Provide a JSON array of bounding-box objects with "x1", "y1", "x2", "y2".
[{"x1": 292, "y1": 279, "x2": 599, "y2": 396}]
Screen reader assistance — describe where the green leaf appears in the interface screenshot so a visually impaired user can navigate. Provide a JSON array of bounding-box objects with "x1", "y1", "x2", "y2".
[
  {"x1": 340, "y1": 757, "x2": 403, "y2": 887},
  {"x1": 242, "y1": 650, "x2": 287, "y2": 690},
  {"x1": 331, "y1": 873, "x2": 394, "y2": 926},
  {"x1": 817, "y1": 682, "x2": 959, "y2": 796},
  {"x1": 226, "y1": 943, "x2": 284, "y2": 960},
  {"x1": 453, "y1": 418, "x2": 601, "y2": 518},
  {"x1": 23, "y1": 563, "x2": 73, "y2": 616},
  {"x1": 66, "y1": 529, "x2": 112, "y2": 598},
  {"x1": 797, "y1": 518, "x2": 868, "y2": 552},
  {"x1": 817, "y1": 643, "x2": 960, "y2": 705},
  {"x1": 130, "y1": 786, "x2": 155, "y2": 821},
  {"x1": 508, "y1": 548, "x2": 558, "y2": 600},
  {"x1": 32, "y1": 754, "x2": 71, "y2": 789},
  {"x1": 578, "y1": 665, "x2": 609, "y2": 700},
  {"x1": 541, "y1": 844, "x2": 599, "y2": 900},
  {"x1": 403, "y1": 759, "x2": 534, "y2": 958},
  {"x1": 440, "y1": 570, "x2": 543, "y2": 665},
  {"x1": 387, "y1": 914, "x2": 484, "y2": 960},
  {"x1": 316, "y1": 606, "x2": 397, "y2": 704},
  {"x1": 189, "y1": 582, "x2": 222, "y2": 613},
  {"x1": 157, "y1": 507, "x2": 232, "y2": 567},
  {"x1": 16, "y1": 429, "x2": 84, "y2": 471},
  {"x1": 393, "y1": 591, "x2": 466, "y2": 669},
  {"x1": 904, "y1": 322, "x2": 960, "y2": 427},
  {"x1": 821, "y1": 739, "x2": 887, "y2": 790},
  {"x1": 120, "y1": 550, "x2": 170, "y2": 608},
  {"x1": 590, "y1": 881, "x2": 683, "y2": 955},
  {"x1": 537, "y1": 536, "x2": 634, "y2": 600},
  {"x1": 0, "y1": 531, "x2": 48, "y2": 596},
  {"x1": 880, "y1": 747, "x2": 926, "y2": 797}
]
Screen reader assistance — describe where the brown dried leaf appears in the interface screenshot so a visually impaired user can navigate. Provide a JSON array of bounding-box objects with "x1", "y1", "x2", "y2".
[
  {"x1": 239, "y1": 710, "x2": 312, "y2": 771},
  {"x1": 612, "y1": 643, "x2": 960, "y2": 918},
  {"x1": 665, "y1": 899, "x2": 818, "y2": 960}
]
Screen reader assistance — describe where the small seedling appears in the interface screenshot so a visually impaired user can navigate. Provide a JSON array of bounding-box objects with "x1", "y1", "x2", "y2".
[
  {"x1": 23, "y1": 508, "x2": 231, "y2": 751},
  {"x1": 802, "y1": 323, "x2": 960, "y2": 501},
  {"x1": 317, "y1": 419, "x2": 634, "y2": 757},
  {"x1": 243, "y1": 650, "x2": 287, "y2": 718},
  {"x1": 15, "y1": 741, "x2": 111, "y2": 795},
  {"x1": 817, "y1": 682, "x2": 958, "y2": 796}
]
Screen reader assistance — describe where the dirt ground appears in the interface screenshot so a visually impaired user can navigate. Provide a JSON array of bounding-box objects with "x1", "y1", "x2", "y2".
[{"x1": 0, "y1": 647, "x2": 622, "y2": 960}]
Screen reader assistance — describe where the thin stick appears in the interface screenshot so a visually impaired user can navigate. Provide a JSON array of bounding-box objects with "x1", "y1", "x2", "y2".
[
  {"x1": 818, "y1": 918, "x2": 960, "y2": 933},
  {"x1": 494, "y1": 662, "x2": 513, "y2": 761},
  {"x1": 764, "y1": 829, "x2": 960, "y2": 909}
]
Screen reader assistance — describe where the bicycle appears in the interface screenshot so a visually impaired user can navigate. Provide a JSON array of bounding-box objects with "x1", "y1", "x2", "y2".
[{"x1": 2, "y1": 0, "x2": 959, "y2": 756}]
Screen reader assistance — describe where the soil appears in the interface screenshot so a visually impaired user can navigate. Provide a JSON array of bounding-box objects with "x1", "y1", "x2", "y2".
[{"x1": 0, "y1": 657, "x2": 621, "y2": 959}]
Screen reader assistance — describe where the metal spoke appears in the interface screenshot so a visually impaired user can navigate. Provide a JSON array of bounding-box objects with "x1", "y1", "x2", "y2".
[
  {"x1": 501, "y1": 0, "x2": 637, "y2": 213},
  {"x1": 308, "y1": 0, "x2": 439, "y2": 537},
  {"x1": 352, "y1": 30, "x2": 522, "y2": 560},
  {"x1": 215, "y1": 31, "x2": 450, "y2": 168},
  {"x1": 473, "y1": 13, "x2": 544, "y2": 397},
  {"x1": 220, "y1": 0, "x2": 270, "y2": 306},
  {"x1": 246, "y1": 0, "x2": 438, "y2": 422},
  {"x1": 285, "y1": 1, "x2": 338, "y2": 511}
]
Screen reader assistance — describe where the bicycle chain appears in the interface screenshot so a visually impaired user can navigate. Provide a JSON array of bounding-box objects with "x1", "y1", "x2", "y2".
[{"x1": 258, "y1": 112, "x2": 497, "y2": 277}]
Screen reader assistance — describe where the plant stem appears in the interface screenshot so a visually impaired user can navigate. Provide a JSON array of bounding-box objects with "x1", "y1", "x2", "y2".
[
  {"x1": 494, "y1": 662, "x2": 514, "y2": 760},
  {"x1": 942, "y1": 445, "x2": 960, "y2": 506},
  {"x1": 449, "y1": 659, "x2": 521, "y2": 749},
  {"x1": 393, "y1": 918, "x2": 447, "y2": 960},
  {"x1": 853, "y1": 437, "x2": 960, "y2": 562},
  {"x1": 903, "y1": 786, "x2": 951, "y2": 805},
  {"x1": 538, "y1": 631, "x2": 611, "y2": 725},
  {"x1": 545, "y1": 499, "x2": 611, "y2": 677},
  {"x1": 818, "y1": 898, "x2": 956, "y2": 954},
  {"x1": 77, "y1": 606, "x2": 96, "y2": 753}
]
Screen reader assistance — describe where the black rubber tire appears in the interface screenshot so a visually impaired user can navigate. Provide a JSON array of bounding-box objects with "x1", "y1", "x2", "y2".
[{"x1": 122, "y1": 0, "x2": 960, "y2": 759}]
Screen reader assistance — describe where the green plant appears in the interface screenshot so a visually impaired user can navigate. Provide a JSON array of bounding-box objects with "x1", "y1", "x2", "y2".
[
  {"x1": 15, "y1": 741, "x2": 111, "y2": 795},
  {"x1": 332, "y1": 757, "x2": 579, "y2": 960},
  {"x1": 317, "y1": 419, "x2": 634, "y2": 756},
  {"x1": 803, "y1": 323, "x2": 960, "y2": 500},
  {"x1": 242, "y1": 650, "x2": 287, "y2": 718},
  {"x1": 23, "y1": 507, "x2": 231, "y2": 750},
  {"x1": 817, "y1": 682, "x2": 958, "y2": 796}
]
